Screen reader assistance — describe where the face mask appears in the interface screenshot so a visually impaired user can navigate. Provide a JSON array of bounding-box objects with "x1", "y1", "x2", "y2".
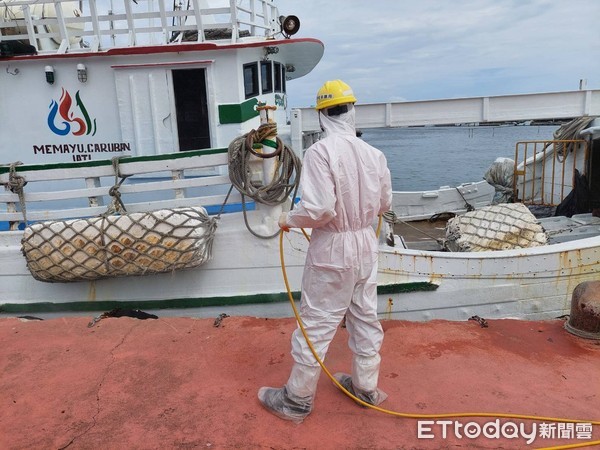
[{"x1": 319, "y1": 105, "x2": 356, "y2": 137}]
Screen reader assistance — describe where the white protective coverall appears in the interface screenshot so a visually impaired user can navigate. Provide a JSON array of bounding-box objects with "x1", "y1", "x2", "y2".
[{"x1": 284, "y1": 105, "x2": 392, "y2": 402}]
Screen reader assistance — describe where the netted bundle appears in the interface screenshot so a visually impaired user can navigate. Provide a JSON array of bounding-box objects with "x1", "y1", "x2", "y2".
[
  {"x1": 483, "y1": 157, "x2": 515, "y2": 204},
  {"x1": 444, "y1": 203, "x2": 547, "y2": 252},
  {"x1": 21, "y1": 207, "x2": 217, "y2": 282}
]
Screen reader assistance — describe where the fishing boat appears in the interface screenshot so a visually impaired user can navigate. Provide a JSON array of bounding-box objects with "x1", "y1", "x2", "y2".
[
  {"x1": 1, "y1": 0, "x2": 600, "y2": 324},
  {"x1": 0, "y1": 0, "x2": 321, "y2": 316},
  {"x1": 377, "y1": 117, "x2": 600, "y2": 321}
]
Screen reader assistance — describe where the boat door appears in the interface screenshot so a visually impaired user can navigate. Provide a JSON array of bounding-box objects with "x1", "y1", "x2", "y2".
[{"x1": 172, "y1": 69, "x2": 211, "y2": 151}]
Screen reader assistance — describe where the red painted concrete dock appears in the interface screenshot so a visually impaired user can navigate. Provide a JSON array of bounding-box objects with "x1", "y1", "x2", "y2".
[{"x1": 1, "y1": 315, "x2": 599, "y2": 449}]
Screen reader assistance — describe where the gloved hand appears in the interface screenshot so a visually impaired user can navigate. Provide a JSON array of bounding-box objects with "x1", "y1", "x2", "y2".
[{"x1": 278, "y1": 212, "x2": 290, "y2": 232}]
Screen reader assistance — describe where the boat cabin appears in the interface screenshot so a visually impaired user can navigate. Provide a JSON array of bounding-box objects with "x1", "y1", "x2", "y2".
[{"x1": 0, "y1": 0, "x2": 323, "y2": 164}]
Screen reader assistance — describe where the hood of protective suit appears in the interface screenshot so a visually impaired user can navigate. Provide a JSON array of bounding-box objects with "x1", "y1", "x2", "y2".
[
  {"x1": 319, "y1": 105, "x2": 356, "y2": 137},
  {"x1": 286, "y1": 101, "x2": 392, "y2": 233}
]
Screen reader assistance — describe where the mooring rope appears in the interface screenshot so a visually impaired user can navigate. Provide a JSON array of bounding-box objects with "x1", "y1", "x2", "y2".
[
  {"x1": 552, "y1": 117, "x2": 596, "y2": 162},
  {"x1": 454, "y1": 186, "x2": 475, "y2": 212},
  {"x1": 228, "y1": 123, "x2": 302, "y2": 239},
  {"x1": 102, "y1": 156, "x2": 130, "y2": 217},
  {"x1": 2, "y1": 161, "x2": 28, "y2": 226}
]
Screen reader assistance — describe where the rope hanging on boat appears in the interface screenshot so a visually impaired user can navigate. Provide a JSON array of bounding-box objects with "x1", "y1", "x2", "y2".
[
  {"x1": 1, "y1": 161, "x2": 28, "y2": 225},
  {"x1": 454, "y1": 186, "x2": 475, "y2": 212},
  {"x1": 228, "y1": 122, "x2": 302, "y2": 239},
  {"x1": 102, "y1": 156, "x2": 130, "y2": 217}
]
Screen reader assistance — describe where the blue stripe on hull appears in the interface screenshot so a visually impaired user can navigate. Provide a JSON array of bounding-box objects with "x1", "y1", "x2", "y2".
[{"x1": 0, "y1": 202, "x2": 256, "y2": 230}]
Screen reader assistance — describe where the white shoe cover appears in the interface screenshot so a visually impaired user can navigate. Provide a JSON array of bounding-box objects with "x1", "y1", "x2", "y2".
[
  {"x1": 257, "y1": 386, "x2": 312, "y2": 424},
  {"x1": 333, "y1": 372, "x2": 388, "y2": 407}
]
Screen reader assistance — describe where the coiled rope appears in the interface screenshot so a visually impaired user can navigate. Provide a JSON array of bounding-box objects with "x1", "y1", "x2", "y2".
[
  {"x1": 554, "y1": 117, "x2": 597, "y2": 141},
  {"x1": 278, "y1": 227, "x2": 600, "y2": 450},
  {"x1": 552, "y1": 117, "x2": 596, "y2": 162},
  {"x1": 228, "y1": 122, "x2": 302, "y2": 239}
]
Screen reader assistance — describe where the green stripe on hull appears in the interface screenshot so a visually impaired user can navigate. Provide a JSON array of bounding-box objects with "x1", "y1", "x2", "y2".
[
  {"x1": 378, "y1": 282, "x2": 438, "y2": 294},
  {"x1": 0, "y1": 291, "x2": 301, "y2": 314},
  {"x1": 0, "y1": 147, "x2": 228, "y2": 174},
  {"x1": 0, "y1": 283, "x2": 438, "y2": 314}
]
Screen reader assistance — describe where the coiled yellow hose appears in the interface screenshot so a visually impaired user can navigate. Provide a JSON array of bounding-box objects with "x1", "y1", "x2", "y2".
[{"x1": 278, "y1": 225, "x2": 600, "y2": 450}]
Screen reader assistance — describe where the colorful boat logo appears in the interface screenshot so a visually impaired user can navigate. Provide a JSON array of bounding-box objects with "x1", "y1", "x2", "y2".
[{"x1": 48, "y1": 88, "x2": 97, "y2": 136}]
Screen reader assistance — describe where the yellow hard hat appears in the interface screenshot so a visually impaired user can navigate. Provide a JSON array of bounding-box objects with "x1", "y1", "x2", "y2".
[{"x1": 315, "y1": 79, "x2": 357, "y2": 111}]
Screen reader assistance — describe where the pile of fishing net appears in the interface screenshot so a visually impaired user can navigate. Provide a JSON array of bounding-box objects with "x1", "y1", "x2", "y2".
[
  {"x1": 21, "y1": 207, "x2": 217, "y2": 282},
  {"x1": 444, "y1": 203, "x2": 547, "y2": 252}
]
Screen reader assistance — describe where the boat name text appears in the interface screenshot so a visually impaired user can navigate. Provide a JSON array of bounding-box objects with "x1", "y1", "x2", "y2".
[{"x1": 32, "y1": 143, "x2": 132, "y2": 161}]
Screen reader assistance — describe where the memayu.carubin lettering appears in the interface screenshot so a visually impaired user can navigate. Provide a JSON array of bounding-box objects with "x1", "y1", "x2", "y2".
[{"x1": 33, "y1": 143, "x2": 131, "y2": 155}]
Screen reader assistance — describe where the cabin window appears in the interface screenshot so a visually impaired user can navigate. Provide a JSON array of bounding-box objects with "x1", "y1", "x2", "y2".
[
  {"x1": 273, "y1": 62, "x2": 287, "y2": 94},
  {"x1": 243, "y1": 62, "x2": 259, "y2": 99},
  {"x1": 274, "y1": 62, "x2": 282, "y2": 93},
  {"x1": 261, "y1": 61, "x2": 273, "y2": 94}
]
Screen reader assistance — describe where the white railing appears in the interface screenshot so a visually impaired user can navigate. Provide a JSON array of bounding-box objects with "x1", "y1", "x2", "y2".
[
  {"x1": 0, "y1": 0, "x2": 279, "y2": 54},
  {"x1": 0, "y1": 150, "x2": 238, "y2": 229}
]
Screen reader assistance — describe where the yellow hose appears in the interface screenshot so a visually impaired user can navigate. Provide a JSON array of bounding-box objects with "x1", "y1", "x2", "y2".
[{"x1": 278, "y1": 226, "x2": 600, "y2": 450}]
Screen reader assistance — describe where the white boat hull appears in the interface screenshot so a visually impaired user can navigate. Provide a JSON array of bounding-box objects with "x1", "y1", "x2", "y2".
[
  {"x1": 1, "y1": 131, "x2": 598, "y2": 321},
  {"x1": 0, "y1": 210, "x2": 309, "y2": 312},
  {"x1": 377, "y1": 232, "x2": 600, "y2": 321},
  {"x1": 2, "y1": 206, "x2": 599, "y2": 321}
]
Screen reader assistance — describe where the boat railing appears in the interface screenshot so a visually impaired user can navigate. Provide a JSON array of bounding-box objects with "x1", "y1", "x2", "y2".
[
  {"x1": 0, "y1": 149, "x2": 241, "y2": 231},
  {"x1": 513, "y1": 139, "x2": 589, "y2": 206},
  {"x1": 0, "y1": 0, "x2": 280, "y2": 55}
]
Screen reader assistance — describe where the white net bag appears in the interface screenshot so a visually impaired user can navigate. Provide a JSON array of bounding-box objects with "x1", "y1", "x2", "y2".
[
  {"x1": 444, "y1": 203, "x2": 547, "y2": 252},
  {"x1": 21, "y1": 207, "x2": 217, "y2": 282}
]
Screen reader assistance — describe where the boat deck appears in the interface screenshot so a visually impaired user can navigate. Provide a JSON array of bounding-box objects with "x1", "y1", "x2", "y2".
[
  {"x1": 394, "y1": 212, "x2": 600, "y2": 251},
  {"x1": 1, "y1": 315, "x2": 598, "y2": 449},
  {"x1": 393, "y1": 216, "x2": 448, "y2": 250}
]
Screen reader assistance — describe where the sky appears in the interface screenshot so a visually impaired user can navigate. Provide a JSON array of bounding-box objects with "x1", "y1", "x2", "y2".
[{"x1": 275, "y1": 0, "x2": 600, "y2": 109}]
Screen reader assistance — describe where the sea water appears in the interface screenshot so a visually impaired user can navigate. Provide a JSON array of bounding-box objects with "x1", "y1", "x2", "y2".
[{"x1": 361, "y1": 125, "x2": 559, "y2": 191}]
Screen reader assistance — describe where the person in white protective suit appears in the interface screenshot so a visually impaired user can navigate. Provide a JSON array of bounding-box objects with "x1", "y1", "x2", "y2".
[{"x1": 258, "y1": 80, "x2": 393, "y2": 423}]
